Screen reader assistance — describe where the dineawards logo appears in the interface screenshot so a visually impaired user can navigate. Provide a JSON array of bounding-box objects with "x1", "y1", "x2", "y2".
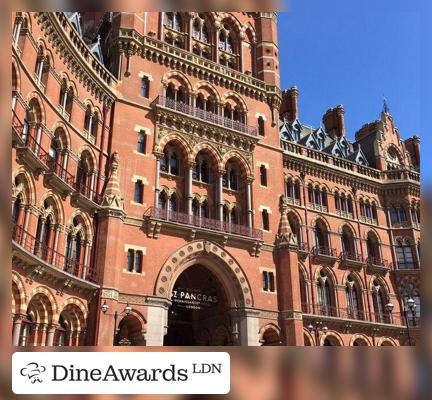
[
  {"x1": 20, "y1": 362, "x2": 47, "y2": 384},
  {"x1": 12, "y1": 352, "x2": 230, "y2": 395}
]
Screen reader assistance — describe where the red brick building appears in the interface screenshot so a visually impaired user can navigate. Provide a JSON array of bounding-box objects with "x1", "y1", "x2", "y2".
[{"x1": 11, "y1": 12, "x2": 420, "y2": 346}]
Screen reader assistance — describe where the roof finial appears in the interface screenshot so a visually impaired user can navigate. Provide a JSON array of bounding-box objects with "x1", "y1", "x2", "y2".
[{"x1": 383, "y1": 95, "x2": 390, "y2": 114}]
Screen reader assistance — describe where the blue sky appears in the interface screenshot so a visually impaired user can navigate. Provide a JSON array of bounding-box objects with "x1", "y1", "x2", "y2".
[{"x1": 277, "y1": 0, "x2": 425, "y2": 180}]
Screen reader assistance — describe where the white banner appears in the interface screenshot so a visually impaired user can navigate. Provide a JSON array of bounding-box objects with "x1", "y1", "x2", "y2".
[{"x1": 12, "y1": 352, "x2": 230, "y2": 394}]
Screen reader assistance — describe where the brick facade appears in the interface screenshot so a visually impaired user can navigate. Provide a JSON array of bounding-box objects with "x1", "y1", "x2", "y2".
[{"x1": 11, "y1": 12, "x2": 420, "y2": 346}]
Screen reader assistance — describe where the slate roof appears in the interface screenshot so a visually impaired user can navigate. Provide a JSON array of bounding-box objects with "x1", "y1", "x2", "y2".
[{"x1": 280, "y1": 118, "x2": 369, "y2": 166}]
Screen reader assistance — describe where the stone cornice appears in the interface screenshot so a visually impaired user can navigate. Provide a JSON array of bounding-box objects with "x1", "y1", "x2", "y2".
[
  {"x1": 36, "y1": 12, "x2": 116, "y2": 106},
  {"x1": 114, "y1": 28, "x2": 282, "y2": 105},
  {"x1": 284, "y1": 153, "x2": 420, "y2": 196}
]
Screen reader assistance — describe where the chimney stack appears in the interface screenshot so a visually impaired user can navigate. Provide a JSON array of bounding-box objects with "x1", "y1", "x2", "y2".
[
  {"x1": 322, "y1": 105, "x2": 345, "y2": 138},
  {"x1": 280, "y1": 86, "x2": 299, "y2": 123}
]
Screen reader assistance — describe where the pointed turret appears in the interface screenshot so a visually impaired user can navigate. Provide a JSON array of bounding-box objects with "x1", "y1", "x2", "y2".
[
  {"x1": 100, "y1": 151, "x2": 125, "y2": 213},
  {"x1": 275, "y1": 195, "x2": 297, "y2": 247}
]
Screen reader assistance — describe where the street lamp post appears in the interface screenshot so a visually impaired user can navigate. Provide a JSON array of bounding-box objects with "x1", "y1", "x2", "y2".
[
  {"x1": 101, "y1": 300, "x2": 132, "y2": 345},
  {"x1": 307, "y1": 320, "x2": 328, "y2": 346},
  {"x1": 403, "y1": 297, "x2": 416, "y2": 346}
]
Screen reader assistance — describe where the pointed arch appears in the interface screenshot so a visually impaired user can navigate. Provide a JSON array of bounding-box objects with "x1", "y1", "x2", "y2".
[
  {"x1": 193, "y1": 81, "x2": 221, "y2": 102},
  {"x1": 162, "y1": 70, "x2": 193, "y2": 92},
  {"x1": 26, "y1": 92, "x2": 45, "y2": 124},
  {"x1": 155, "y1": 240, "x2": 253, "y2": 308},
  {"x1": 191, "y1": 142, "x2": 222, "y2": 166},
  {"x1": 157, "y1": 133, "x2": 193, "y2": 162},
  {"x1": 68, "y1": 210, "x2": 94, "y2": 239},
  {"x1": 28, "y1": 285, "x2": 59, "y2": 323},
  {"x1": 13, "y1": 168, "x2": 36, "y2": 205},
  {"x1": 12, "y1": 272, "x2": 27, "y2": 315},
  {"x1": 221, "y1": 91, "x2": 248, "y2": 112},
  {"x1": 221, "y1": 150, "x2": 252, "y2": 177}
]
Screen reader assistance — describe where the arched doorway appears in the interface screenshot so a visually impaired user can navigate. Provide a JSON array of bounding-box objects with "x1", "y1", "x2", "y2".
[
  {"x1": 164, "y1": 264, "x2": 233, "y2": 346},
  {"x1": 153, "y1": 240, "x2": 255, "y2": 346}
]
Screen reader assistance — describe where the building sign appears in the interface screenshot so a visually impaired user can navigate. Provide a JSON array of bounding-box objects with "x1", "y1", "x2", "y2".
[{"x1": 171, "y1": 287, "x2": 218, "y2": 310}]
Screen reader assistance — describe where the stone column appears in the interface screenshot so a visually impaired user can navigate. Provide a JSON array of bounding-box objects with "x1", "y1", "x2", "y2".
[
  {"x1": 246, "y1": 178, "x2": 253, "y2": 228},
  {"x1": 274, "y1": 196, "x2": 304, "y2": 345},
  {"x1": 12, "y1": 92, "x2": 17, "y2": 112},
  {"x1": 51, "y1": 226, "x2": 60, "y2": 266},
  {"x1": 154, "y1": 155, "x2": 161, "y2": 207},
  {"x1": 13, "y1": 19, "x2": 22, "y2": 47},
  {"x1": 46, "y1": 324, "x2": 57, "y2": 346},
  {"x1": 233, "y1": 308, "x2": 260, "y2": 346},
  {"x1": 144, "y1": 296, "x2": 171, "y2": 346},
  {"x1": 186, "y1": 162, "x2": 194, "y2": 216},
  {"x1": 12, "y1": 314, "x2": 25, "y2": 346},
  {"x1": 82, "y1": 241, "x2": 91, "y2": 279},
  {"x1": 217, "y1": 169, "x2": 224, "y2": 223}
]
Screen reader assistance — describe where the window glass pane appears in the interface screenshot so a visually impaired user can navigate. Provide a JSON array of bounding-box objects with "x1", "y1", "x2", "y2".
[{"x1": 127, "y1": 250, "x2": 134, "y2": 272}]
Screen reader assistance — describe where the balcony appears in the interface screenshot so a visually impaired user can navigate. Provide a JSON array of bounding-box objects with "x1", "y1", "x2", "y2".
[
  {"x1": 297, "y1": 242, "x2": 310, "y2": 258},
  {"x1": 44, "y1": 158, "x2": 76, "y2": 198},
  {"x1": 335, "y1": 210, "x2": 353, "y2": 219},
  {"x1": 391, "y1": 221, "x2": 411, "y2": 229},
  {"x1": 359, "y1": 216, "x2": 377, "y2": 225},
  {"x1": 310, "y1": 203, "x2": 328, "y2": 213},
  {"x1": 312, "y1": 246, "x2": 337, "y2": 264},
  {"x1": 71, "y1": 182, "x2": 102, "y2": 213},
  {"x1": 152, "y1": 96, "x2": 258, "y2": 137},
  {"x1": 12, "y1": 110, "x2": 25, "y2": 146},
  {"x1": 366, "y1": 256, "x2": 391, "y2": 275},
  {"x1": 15, "y1": 133, "x2": 50, "y2": 175},
  {"x1": 144, "y1": 207, "x2": 263, "y2": 241},
  {"x1": 286, "y1": 197, "x2": 301, "y2": 206},
  {"x1": 339, "y1": 251, "x2": 364, "y2": 269},
  {"x1": 302, "y1": 303, "x2": 406, "y2": 327},
  {"x1": 12, "y1": 224, "x2": 98, "y2": 284}
]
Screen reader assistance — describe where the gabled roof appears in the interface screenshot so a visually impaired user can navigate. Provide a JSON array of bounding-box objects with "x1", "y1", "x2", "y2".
[
  {"x1": 65, "y1": 12, "x2": 82, "y2": 36},
  {"x1": 280, "y1": 117, "x2": 369, "y2": 166}
]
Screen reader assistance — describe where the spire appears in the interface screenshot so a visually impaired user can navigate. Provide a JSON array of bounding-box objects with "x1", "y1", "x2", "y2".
[
  {"x1": 275, "y1": 195, "x2": 297, "y2": 248},
  {"x1": 383, "y1": 96, "x2": 390, "y2": 114},
  {"x1": 100, "y1": 151, "x2": 125, "y2": 213}
]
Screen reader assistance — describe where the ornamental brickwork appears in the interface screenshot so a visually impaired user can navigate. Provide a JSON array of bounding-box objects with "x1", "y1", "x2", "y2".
[{"x1": 11, "y1": 12, "x2": 420, "y2": 346}]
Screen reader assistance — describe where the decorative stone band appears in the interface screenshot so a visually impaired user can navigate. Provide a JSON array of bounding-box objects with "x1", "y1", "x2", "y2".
[{"x1": 280, "y1": 310, "x2": 303, "y2": 321}]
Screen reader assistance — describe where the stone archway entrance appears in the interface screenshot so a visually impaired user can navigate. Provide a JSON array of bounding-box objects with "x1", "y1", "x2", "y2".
[
  {"x1": 164, "y1": 264, "x2": 233, "y2": 346},
  {"x1": 147, "y1": 240, "x2": 258, "y2": 346}
]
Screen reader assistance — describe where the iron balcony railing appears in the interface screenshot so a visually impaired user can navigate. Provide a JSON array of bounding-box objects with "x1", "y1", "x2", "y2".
[
  {"x1": 145, "y1": 207, "x2": 263, "y2": 240},
  {"x1": 21, "y1": 133, "x2": 51, "y2": 166},
  {"x1": 340, "y1": 251, "x2": 364, "y2": 263},
  {"x1": 12, "y1": 223, "x2": 98, "y2": 283},
  {"x1": 74, "y1": 181, "x2": 102, "y2": 205},
  {"x1": 302, "y1": 303, "x2": 406, "y2": 326},
  {"x1": 47, "y1": 157, "x2": 75, "y2": 187},
  {"x1": 312, "y1": 246, "x2": 337, "y2": 257},
  {"x1": 152, "y1": 95, "x2": 258, "y2": 137},
  {"x1": 366, "y1": 256, "x2": 391, "y2": 269}
]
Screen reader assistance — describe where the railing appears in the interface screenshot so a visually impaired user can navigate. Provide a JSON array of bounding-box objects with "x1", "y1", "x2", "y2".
[
  {"x1": 302, "y1": 303, "x2": 406, "y2": 326},
  {"x1": 366, "y1": 256, "x2": 390, "y2": 268},
  {"x1": 310, "y1": 203, "x2": 328, "y2": 212},
  {"x1": 152, "y1": 96, "x2": 258, "y2": 137},
  {"x1": 12, "y1": 109, "x2": 24, "y2": 133},
  {"x1": 12, "y1": 224, "x2": 97, "y2": 283},
  {"x1": 47, "y1": 157, "x2": 75, "y2": 187},
  {"x1": 359, "y1": 216, "x2": 377, "y2": 225},
  {"x1": 21, "y1": 133, "x2": 50, "y2": 166},
  {"x1": 297, "y1": 242, "x2": 310, "y2": 253},
  {"x1": 340, "y1": 251, "x2": 364, "y2": 263},
  {"x1": 335, "y1": 210, "x2": 353, "y2": 219},
  {"x1": 391, "y1": 221, "x2": 411, "y2": 228},
  {"x1": 75, "y1": 182, "x2": 102, "y2": 204},
  {"x1": 312, "y1": 246, "x2": 337, "y2": 257},
  {"x1": 145, "y1": 207, "x2": 263, "y2": 240}
]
